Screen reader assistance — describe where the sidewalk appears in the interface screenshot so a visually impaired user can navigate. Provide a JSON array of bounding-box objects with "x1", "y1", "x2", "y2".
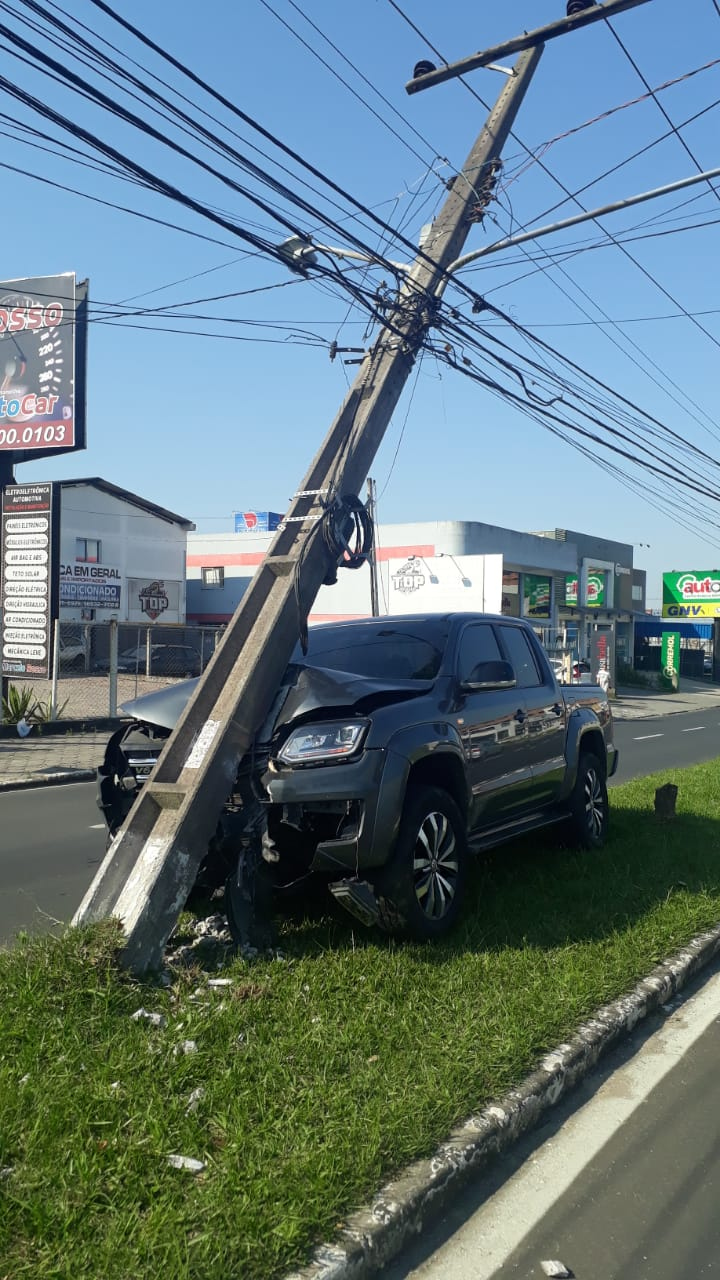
[
  {"x1": 0, "y1": 727, "x2": 110, "y2": 791},
  {"x1": 2, "y1": 679, "x2": 720, "y2": 791},
  {"x1": 612, "y1": 676, "x2": 720, "y2": 721}
]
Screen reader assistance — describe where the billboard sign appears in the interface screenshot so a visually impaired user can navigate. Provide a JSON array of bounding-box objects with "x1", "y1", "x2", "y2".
[
  {"x1": 565, "y1": 571, "x2": 605, "y2": 607},
  {"x1": 129, "y1": 578, "x2": 181, "y2": 620},
  {"x1": 59, "y1": 562, "x2": 121, "y2": 611},
  {"x1": 662, "y1": 572, "x2": 720, "y2": 618},
  {"x1": 1, "y1": 482, "x2": 59, "y2": 678},
  {"x1": 523, "y1": 574, "x2": 551, "y2": 618},
  {"x1": 0, "y1": 274, "x2": 88, "y2": 464},
  {"x1": 234, "y1": 511, "x2": 282, "y2": 533}
]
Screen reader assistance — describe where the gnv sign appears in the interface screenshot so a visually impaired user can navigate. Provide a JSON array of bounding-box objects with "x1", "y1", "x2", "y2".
[{"x1": 663, "y1": 571, "x2": 720, "y2": 619}]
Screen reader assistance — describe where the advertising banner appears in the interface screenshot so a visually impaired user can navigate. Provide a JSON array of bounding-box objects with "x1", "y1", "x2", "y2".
[
  {"x1": 0, "y1": 274, "x2": 88, "y2": 464},
  {"x1": 662, "y1": 571, "x2": 720, "y2": 618},
  {"x1": 60, "y1": 561, "x2": 121, "y2": 612},
  {"x1": 661, "y1": 630, "x2": 680, "y2": 691},
  {"x1": 586, "y1": 571, "x2": 605, "y2": 608},
  {"x1": 565, "y1": 572, "x2": 605, "y2": 607},
  {"x1": 1, "y1": 482, "x2": 58, "y2": 678},
  {"x1": 234, "y1": 511, "x2": 282, "y2": 533},
  {"x1": 128, "y1": 578, "x2": 181, "y2": 620},
  {"x1": 523, "y1": 574, "x2": 551, "y2": 618}
]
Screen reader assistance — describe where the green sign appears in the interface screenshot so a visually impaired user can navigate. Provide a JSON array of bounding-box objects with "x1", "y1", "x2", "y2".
[
  {"x1": 662, "y1": 571, "x2": 720, "y2": 619},
  {"x1": 660, "y1": 630, "x2": 680, "y2": 692},
  {"x1": 564, "y1": 572, "x2": 604, "y2": 607},
  {"x1": 524, "y1": 574, "x2": 550, "y2": 618},
  {"x1": 586, "y1": 571, "x2": 605, "y2": 608}
]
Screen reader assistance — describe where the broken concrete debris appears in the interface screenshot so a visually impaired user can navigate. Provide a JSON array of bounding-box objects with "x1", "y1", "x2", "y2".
[{"x1": 131, "y1": 1008, "x2": 167, "y2": 1029}]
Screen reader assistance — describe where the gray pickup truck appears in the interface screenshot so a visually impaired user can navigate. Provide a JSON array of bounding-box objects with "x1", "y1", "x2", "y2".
[{"x1": 98, "y1": 613, "x2": 617, "y2": 941}]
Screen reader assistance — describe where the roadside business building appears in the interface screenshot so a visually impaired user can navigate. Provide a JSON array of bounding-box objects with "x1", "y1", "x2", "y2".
[
  {"x1": 57, "y1": 478, "x2": 194, "y2": 624},
  {"x1": 187, "y1": 517, "x2": 639, "y2": 674}
]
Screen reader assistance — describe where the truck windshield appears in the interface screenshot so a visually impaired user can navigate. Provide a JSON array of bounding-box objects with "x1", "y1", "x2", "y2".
[{"x1": 294, "y1": 620, "x2": 450, "y2": 682}]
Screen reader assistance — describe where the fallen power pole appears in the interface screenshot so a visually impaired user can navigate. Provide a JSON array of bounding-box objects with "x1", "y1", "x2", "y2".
[
  {"x1": 73, "y1": 0, "x2": 660, "y2": 973},
  {"x1": 72, "y1": 45, "x2": 543, "y2": 970}
]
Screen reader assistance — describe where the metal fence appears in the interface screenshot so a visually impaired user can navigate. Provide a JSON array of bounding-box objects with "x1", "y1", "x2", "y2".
[{"x1": 5, "y1": 620, "x2": 225, "y2": 722}]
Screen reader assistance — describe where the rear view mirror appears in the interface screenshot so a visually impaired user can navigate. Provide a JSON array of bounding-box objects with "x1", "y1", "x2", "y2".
[{"x1": 461, "y1": 659, "x2": 516, "y2": 691}]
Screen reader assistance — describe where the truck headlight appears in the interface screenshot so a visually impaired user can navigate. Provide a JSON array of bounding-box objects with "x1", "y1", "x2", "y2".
[{"x1": 277, "y1": 720, "x2": 368, "y2": 765}]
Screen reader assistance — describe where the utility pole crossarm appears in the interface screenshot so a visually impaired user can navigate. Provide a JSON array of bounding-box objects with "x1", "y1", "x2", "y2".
[
  {"x1": 406, "y1": 0, "x2": 655, "y2": 94},
  {"x1": 72, "y1": 46, "x2": 543, "y2": 973}
]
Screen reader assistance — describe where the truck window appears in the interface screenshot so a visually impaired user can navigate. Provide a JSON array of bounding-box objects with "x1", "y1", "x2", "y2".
[
  {"x1": 456, "y1": 623, "x2": 502, "y2": 683},
  {"x1": 498, "y1": 625, "x2": 543, "y2": 689}
]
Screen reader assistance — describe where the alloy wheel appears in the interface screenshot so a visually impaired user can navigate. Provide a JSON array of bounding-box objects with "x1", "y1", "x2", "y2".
[
  {"x1": 412, "y1": 810, "x2": 460, "y2": 920},
  {"x1": 584, "y1": 766, "x2": 606, "y2": 839}
]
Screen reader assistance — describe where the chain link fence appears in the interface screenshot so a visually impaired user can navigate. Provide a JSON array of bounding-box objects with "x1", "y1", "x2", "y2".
[{"x1": 4, "y1": 620, "x2": 225, "y2": 722}]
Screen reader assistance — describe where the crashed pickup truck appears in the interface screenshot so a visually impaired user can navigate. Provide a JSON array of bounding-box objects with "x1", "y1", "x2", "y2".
[{"x1": 98, "y1": 613, "x2": 618, "y2": 941}]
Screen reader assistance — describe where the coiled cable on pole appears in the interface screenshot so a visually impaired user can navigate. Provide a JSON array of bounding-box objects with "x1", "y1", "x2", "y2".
[{"x1": 321, "y1": 494, "x2": 374, "y2": 584}]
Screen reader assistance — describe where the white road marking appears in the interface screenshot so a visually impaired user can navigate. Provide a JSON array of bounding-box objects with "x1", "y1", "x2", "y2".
[
  {"x1": 682, "y1": 726, "x2": 705, "y2": 733},
  {"x1": 404, "y1": 971, "x2": 720, "y2": 1279},
  {"x1": 633, "y1": 733, "x2": 663, "y2": 740},
  {"x1": 88, "y1": 823, "x2": 105, "y2": 830}
]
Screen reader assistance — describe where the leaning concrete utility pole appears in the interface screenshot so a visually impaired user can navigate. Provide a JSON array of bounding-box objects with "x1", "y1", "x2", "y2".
[{"x1": 72, "y1": 45, "x2": 543, "y2": 970}]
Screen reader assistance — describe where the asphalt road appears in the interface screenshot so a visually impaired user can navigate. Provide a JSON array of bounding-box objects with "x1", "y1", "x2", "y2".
[
  {"x1": 1, "y1": 706, "x2": 720, "y2": 944},
  {"x1": 387, "y1": 964, "x2": 720, "y2": 1279},
  {"x1": 613, "y1": 706, "x2": 720, "y2": 782},
  {"x1": 0, "y1": 782, "x2": 105, "y2": 943}
]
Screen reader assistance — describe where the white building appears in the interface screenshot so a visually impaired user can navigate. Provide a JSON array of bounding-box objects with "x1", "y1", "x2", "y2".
[
  {"x1": 186, "y1": 517, "x2": 639, "y2": 670},
  {"x1": 58, "y1": 478, "x2": 194, "y2": 624}
]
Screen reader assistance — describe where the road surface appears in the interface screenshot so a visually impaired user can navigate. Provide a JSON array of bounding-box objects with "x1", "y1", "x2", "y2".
[{"x1": 385, "y1": 963, "x2": 720, "y2": 1279}]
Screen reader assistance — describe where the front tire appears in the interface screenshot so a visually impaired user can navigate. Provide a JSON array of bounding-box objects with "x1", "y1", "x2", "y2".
[
  {"x1": 567, "y1": 751, "x2": 608, "y2": 849},
  {"x1": 375, "y1": 784, "x2": 468, "y2": 940}
]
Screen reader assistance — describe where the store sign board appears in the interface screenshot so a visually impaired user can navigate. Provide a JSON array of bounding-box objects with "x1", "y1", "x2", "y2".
[
  {"x1": 565, "y1": 571, "x2": 605, "y2": 607},
  {"x1": 59, "y1": 561, "x2": 121, "y2": 610},
  {"x1": 660, "y1": 630, "x2": 680, "y2": 690},
  {"x1": 662, "y1": 571, "x2": 720, "y2": 618},
  {"x1": 0, "y1": 274, "x2": 88, "y2": 463},
  {"x1": 128, "y1": 578, "x2": 181, "y2": 620},
  {"x1": 1, "y1": 482, "x2": 59, "y2": 677}
]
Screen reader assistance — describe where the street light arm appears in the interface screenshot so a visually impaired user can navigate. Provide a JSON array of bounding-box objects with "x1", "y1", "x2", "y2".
[
  {"x1": 276, "y1": 235, "x2": 410, "y2": 274},
  {"x1": 437, "y1": 163, "x2": 720, "y2": 293}
]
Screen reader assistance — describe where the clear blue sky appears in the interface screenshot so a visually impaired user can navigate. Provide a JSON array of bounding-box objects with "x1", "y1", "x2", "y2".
[{"x1": 4, "y1": 0, "x2": 720, "y2": 607}]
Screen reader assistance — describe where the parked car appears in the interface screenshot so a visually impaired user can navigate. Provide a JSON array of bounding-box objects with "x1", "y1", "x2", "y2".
[
  {"x1": 551, "y1": 657, "x2": 593, "y2": 685},
  {"x1": 704, "y1": 654, "x2": 713, "y2": 675},
  {"x1": 95, "y1": 643, "x2": 202, "y2": 678},
  {"x1": 97, "y1": 613, "x2": 618, "y2": 942},
  {"x1": 58, "y1": 630, "x2": 86, "y2": 670}
]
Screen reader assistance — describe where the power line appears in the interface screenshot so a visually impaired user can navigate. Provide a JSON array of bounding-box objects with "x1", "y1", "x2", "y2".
[
  {"x1": 605, "y1": 19, "x2": 720, "y2": 206},
  {"x1": 383, "y1": 0, "x2": 720, "y2": 439},
  {"x1": 256, "y1": 0, "x2": 441, "y2": 170}
]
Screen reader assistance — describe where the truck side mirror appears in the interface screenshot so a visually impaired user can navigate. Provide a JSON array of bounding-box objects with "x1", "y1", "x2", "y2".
[{"x1": 461, "y1": 659, "x2": 516, "y2": 691}]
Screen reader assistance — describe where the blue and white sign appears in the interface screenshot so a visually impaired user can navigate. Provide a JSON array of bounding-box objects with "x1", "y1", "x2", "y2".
[{"x1": 234, "y1": 510, "x2": 282, "y2": 534}]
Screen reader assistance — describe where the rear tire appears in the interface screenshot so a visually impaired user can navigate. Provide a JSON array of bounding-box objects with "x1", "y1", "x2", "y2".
[
  {"x1": 375, "y1": 784, "x2": 468, "y2": 940},
  {"x1": 567, "y1": 751, "x2": 608, "y2": 849}
]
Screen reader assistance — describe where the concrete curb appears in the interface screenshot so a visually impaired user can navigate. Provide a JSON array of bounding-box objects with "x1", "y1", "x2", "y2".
[
  {"x1": 286, "y1": 923, "x2": 720, "y2": 1280},
  {"x1": 0, "y1": 718, "x2": 124, "y2": 740},
  {"x1": 0, "y1": 770, "x2": 96, "y2": 793}
]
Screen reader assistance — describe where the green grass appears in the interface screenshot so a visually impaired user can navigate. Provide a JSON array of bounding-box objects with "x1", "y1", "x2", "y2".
[{"x1": 3, "y1": 762, "x2": 720, "y2": 1279}]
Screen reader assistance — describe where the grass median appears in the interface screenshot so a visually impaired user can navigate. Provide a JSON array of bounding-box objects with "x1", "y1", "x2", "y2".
[{"x1": 3, "y1": 761, "x2": 720, "y2": 1279}]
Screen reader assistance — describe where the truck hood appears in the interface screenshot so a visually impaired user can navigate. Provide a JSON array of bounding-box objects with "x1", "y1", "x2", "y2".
[{"x1": 120, "y1": 666, "x2": 431, "y2": 735}]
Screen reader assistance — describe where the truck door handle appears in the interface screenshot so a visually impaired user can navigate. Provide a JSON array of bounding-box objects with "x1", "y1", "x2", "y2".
[{"x1": 514, "y1": 708, "x2": 526, "y2": 723}]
